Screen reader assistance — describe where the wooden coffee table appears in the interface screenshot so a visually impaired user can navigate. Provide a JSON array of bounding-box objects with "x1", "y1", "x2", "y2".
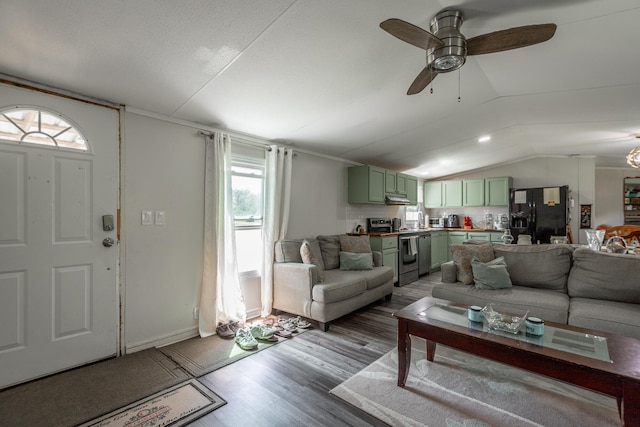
[{"x1": 393, "y1": 297, "x2": 640, "y2": 426}]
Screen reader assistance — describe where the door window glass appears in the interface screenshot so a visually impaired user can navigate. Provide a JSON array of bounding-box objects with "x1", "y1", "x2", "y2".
[{"x1": 0, "y1": 107, "x2": 88, "y2": 151}]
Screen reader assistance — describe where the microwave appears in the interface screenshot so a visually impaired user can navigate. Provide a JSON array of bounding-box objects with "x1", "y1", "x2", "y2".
[{"x1": 429, "y1": 217, "x2": 445, "y2": 228}]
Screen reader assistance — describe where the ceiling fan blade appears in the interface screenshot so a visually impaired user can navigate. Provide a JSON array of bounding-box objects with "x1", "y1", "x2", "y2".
[
  {"x1": 467, "y1": 23, "x2": 557, "y2": 55},
  {"x1": 380, "y1": 18, "x2": 444, "y2": 51},
  {"x1": 407, "y1": 68, "x2": 437, "y2": 95}
]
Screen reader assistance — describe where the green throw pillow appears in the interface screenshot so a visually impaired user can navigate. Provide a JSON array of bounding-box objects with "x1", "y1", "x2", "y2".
[
  {"x1": 471, "y1": 256, "x2": 512, "y2": 289},
  {"x1": 339, "y1": 251, "x2": 373, "y2": 270}
]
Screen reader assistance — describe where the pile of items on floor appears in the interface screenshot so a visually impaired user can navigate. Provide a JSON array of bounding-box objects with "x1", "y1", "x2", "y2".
[{"x1": 215, "y1": 316, "x2": 312, "y2": 350}]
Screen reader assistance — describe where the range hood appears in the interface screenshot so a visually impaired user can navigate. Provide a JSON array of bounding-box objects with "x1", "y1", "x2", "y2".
[{"x1": 385, "y1": 195, "x2": 411, "y2": 205}]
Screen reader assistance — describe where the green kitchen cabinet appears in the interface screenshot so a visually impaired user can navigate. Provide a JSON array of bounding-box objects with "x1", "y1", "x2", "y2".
[
  {"x1": 443, "y1": 180, "x2": 463, "y2": 207},
  {"x1": 468, "y1": 232, "x2": 491, "y2": 241},
  {"x1": 405, "y1": 174, "x2": 418, "y2": 205},
  {"x1": 485, "y1": 176, "x2": 513, "y2": 206},
  {"x1": 430, "y1": 231, "x2": 448, "y2": 270},
  {"x1": 463, "y1": 179, "x2": 485, "y2": 207},
  {"x1": 491, "y1": 231, "x2": 507, "y2": 242},
  {"x1": 424, "y1": 181, "x2": 443, "y2": 208},
  {"x1": 385, "y1": 170, "x2": 407, "y2": 195},
  {"x1": 348, "y1": 165, "x2": 386, "y2": 203},
  {"x1": 370, "y1": 235, "x2": 399, "y2": 283}
]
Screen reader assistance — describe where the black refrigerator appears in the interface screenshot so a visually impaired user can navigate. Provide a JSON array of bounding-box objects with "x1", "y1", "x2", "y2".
[{"x1": 508, "y1": 186, "x2": 570, "y2": 244}]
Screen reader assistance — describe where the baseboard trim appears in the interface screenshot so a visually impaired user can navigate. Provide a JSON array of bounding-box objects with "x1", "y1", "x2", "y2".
[{"x1": 126, "y1": 326, "x2": 199, "y2": 353}]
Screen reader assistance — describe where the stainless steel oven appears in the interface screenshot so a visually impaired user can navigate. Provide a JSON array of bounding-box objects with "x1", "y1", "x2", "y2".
[{"x1": 398, "y1": 234, "x2": 419, "y2": 286}]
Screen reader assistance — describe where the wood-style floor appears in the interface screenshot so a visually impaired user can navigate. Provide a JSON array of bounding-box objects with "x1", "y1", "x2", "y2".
[{"x1": 192, "y1": 274, "x2": 437, "y2": 426}]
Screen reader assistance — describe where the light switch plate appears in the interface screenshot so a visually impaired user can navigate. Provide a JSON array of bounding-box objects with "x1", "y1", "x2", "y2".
[
  {"x1": 141, "y1": 210, "x2": 153, "y2": 226},
  {"x1": 155, "y1": 211, "x2": 165, "y2": 226}
]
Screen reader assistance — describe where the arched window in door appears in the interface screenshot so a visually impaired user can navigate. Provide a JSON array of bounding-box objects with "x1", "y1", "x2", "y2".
[{"x1": 0, "y1": 106, "x2": 89, "y2": 151}]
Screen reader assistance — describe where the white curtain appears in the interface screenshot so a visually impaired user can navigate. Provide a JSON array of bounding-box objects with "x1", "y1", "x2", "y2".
[
  {"x1": 199, "y1": 132, "x2": 246, "y2": 337},
  {"x1": 261, "y1": 145, "x2": 293, "y2": 316}
]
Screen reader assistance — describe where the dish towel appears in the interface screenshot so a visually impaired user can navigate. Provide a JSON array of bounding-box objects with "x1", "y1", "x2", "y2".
[{"x1": 408, "y1": 236, "x2": 418, "y2": 256}]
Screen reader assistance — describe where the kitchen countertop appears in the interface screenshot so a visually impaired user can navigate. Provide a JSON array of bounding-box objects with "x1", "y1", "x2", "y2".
[{"x1": 366, "y1": 228, "x2": 507, "y2": 236}]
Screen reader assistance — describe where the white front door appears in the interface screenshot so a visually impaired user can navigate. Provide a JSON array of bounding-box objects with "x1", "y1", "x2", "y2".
[{"x1": 0, "y1": 84, "x2": 119, "y2": 388}]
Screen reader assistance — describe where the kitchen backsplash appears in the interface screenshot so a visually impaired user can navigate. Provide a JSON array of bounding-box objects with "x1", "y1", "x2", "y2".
[
  {"x1": 427, "y1": 206, "x2": 509, "y2": 229},
  {"x1": 345, "y1": 203, "x2": 508, "y2": 233}
]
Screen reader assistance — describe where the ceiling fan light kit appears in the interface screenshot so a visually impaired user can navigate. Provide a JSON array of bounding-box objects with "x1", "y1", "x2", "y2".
[
  {"x1": 380, "y1": 9, "x2": 557, "y2": 95},
  {"x1": 427, "y1": 10, "x2": 466, "y2": 73}
]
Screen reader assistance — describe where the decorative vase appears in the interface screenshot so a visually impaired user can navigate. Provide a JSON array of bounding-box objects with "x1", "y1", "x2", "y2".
[
  {"x1": 501, "y1": 229, "x2": 514, "y2": 244},
  {"x1": 585, "y1": 229, "x2": 605, "y2": 252}
]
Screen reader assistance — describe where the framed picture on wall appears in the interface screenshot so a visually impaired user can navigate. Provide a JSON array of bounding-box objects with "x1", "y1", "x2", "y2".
[{"x1": 580, "y1": 204, "x2": 592, "y2": 229}]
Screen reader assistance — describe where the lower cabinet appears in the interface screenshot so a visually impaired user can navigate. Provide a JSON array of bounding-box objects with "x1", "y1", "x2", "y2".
[
  {"x1": 490, "y1": 232, "x2": 506, "y2": 242},
  {"x1": 468, "y1": 232, "x2": 491, "y2": 241},
  {"x1": 370, "y1": 235, "x2": 398, "y2": 283},
  {"x1": 430, "y1": 232, "x2": 448, "y2": 270}
]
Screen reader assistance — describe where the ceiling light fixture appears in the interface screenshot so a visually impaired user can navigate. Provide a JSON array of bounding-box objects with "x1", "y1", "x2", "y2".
[
  {"x1": 478, "y1": 135, "x2": 491, "y2": 143},
  {"x1": 627, "y1": 136, "x2": 640, "y2": 168}
]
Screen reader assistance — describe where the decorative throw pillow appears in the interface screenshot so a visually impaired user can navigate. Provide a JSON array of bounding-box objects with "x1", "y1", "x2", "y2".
[
  {"x1": 300, "y1": 239, "x2": 325, "y2": 282},
  {"x1": 339, "y1": 252, "x2": 374, "y2": 270},
  {"x1": 471, "y1": 256, "x2": 512, "y2": 290},
  {"x1": 317, "y1": 235, "x2": 341, "y2": 270},
  {"x1": 450, "y1": 244, "x2": 495, "y2": 285},
  {"x1": 339, "y1": 235, "x2": 372, "y2": 253}
]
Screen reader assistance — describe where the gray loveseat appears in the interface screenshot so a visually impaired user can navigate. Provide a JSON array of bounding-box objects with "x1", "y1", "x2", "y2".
[
  {"x1": 432, "y1": 243, "x2": 640, "y2": 339},
  {"x1": 272, "y1": 234, "x2": 394, "y2": 331}
]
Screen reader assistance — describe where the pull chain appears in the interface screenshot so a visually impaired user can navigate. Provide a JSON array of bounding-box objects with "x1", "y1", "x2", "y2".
[
  {"x1": 458, "y1": 69, "x2": 461, "y2": 102},
  {"x1": 430, "y1": 70, "x2": 434, "y2": 94}
]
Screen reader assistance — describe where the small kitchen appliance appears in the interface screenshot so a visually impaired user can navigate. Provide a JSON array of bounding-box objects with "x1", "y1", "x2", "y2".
[
  {"x1": 367, "y1": 218, "x2": 392, "y2": 233},
  {"x1": 392, "y1": 218, "x2": 402, "y2": 232},
  {"x1": 429, "y1": 217, "x2": 445, "y2": 228},
  {"x1": 495, "y1": 214, "x2": 509, "y2": 230},
  {"x1": 446, "y1": 214, "x2": 459, "y2": 228}
]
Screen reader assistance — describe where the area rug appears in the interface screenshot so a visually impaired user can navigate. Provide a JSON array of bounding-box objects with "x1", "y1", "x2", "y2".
[
  {"x1": 330, "y1": 338, "x2": 619, "y2": 427},
  {"x1": 0, "y1": 348, "x2": 191, "y2": 427},
  {"x1": 159, "y1": 327, "x2": 309, "y2": 377},
  {"x1": 78, "y1": 379, "x2": 225, "y2": 427}
]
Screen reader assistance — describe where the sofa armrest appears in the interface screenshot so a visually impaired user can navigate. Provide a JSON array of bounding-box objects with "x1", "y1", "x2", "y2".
[
  {"x1": 441, "y1": 261, "x2": 458, "y2": 283},
  {"x1": 273, "y1": 263, "x2": 315, "y2": 317},
  {"x1": 372, "y1": 251, "x2": 383, "y2": 267}
]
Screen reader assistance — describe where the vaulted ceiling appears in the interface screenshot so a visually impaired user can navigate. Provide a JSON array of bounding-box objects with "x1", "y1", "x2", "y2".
[{"x1": 1, "y1": 0, "x2": 640, "y2": 177}]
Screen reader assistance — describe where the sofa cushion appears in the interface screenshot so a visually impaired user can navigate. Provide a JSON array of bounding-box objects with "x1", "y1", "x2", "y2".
[
  {"x1": 493, "y1": 244, "x2": 574, "y2": 291},
  {"x1": 471, "y1": 256, "x2": 512, "y2": 290},
  {"x1": 339, "y1": 235, "x2": 372, "y2": 253},
  {"x1": 450, "y1": 244, "x2": 495, "y2": 285},
  {"x1": 300, "y1": 239, "x2": 326, "y2": 282},
  {"x1": 312, "y1": 270, "x2": 367, "y2": 303},
  {"x1": 317, "y1": 235, "x2": 341, "y2": 270},
  {"x1": 360, "y1": 266, "x2": 394, "y2": 290},
  {"x1": 569, "y1": 298, "x2": 640, "y2": 340},
  {"x1": 274, "y1": 239, "x2": 303, "y2": 263},
  {"x1": 339, "y1": 251, "x2": 373, "y2": 270},
  {"x1": 568, "y1": 247, "x2": 640, "y2": 303}
]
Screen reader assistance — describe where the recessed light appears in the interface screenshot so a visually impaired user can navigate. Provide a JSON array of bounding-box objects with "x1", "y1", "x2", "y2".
[{"x1": 478, "y1": 135, "x2": 491, "y2": 143}]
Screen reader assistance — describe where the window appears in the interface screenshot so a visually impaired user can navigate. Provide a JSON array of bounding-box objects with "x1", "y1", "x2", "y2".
[
  {"x1": 0, "y1": 107, "x2": 88, "y2": 151},
  {"x1": 232, "y1": 158, "x2": 264, "y2": 275}
]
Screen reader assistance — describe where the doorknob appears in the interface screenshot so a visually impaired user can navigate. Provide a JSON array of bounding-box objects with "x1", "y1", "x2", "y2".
[{"x1": 102, "y1": 238, "x2": 115, "y2": 247}]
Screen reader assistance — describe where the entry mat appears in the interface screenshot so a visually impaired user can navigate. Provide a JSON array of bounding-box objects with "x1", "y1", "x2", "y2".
[{"x1": 78, "y1": 379, "x2": 226, "y2": 427}]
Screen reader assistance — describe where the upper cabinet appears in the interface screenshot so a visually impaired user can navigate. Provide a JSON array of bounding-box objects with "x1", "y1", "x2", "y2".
[
  {"x1": 348, "y1": 165, "x2": 418, "y2": 205},
  {"x1": 462, "y1": 179, "x2": 485, "y2": 206},
  {"x1": 442, "y1": 180, "x2": 463, "y2": 207},
  {"x1": 485, "y1": 176, "x2": 513, "y2": 206},
  {"x1": 405, "y1": 175, "x2": 418, "y2": 205},
  {"x1": 424, "y1": 176, "x2": 512, "y2": 208},
  {"x1": 424, "y1": 181, "x2": 443, "y2": 208},
  {"x1": 348, "y1": 165, "x2": 386, "y2": 203}
]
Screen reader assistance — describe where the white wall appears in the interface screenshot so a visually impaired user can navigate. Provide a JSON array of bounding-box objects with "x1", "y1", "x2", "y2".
[
  {"x1": 123, "y1": 112, "x2": 205, "y2": 351},
  {"x1": 595, "y1": 167, "x2": 635, "y2": 227}
]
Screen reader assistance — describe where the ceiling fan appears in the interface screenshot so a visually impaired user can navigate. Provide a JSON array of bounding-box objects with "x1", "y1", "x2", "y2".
[{"x1": 380, "y1": 10, "x2": 557, "y2": 95}]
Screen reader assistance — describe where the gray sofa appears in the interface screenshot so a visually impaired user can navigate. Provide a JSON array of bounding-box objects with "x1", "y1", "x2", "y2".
[
  {"x1": 272, "y1": 234, "x2": 394, "y2": 331},
  {"x1": 432, "y1": 243, "x2": 640, "y2": 339}
]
